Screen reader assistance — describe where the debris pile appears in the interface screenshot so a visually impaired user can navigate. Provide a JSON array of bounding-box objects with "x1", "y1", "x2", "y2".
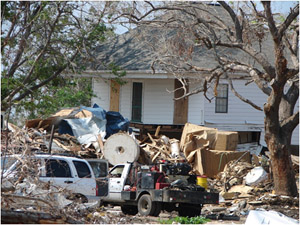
[
  {"x1": 1, "y1": 126, "x2": 99, "y2": 158},
  {"x1": 1, "y1": 110, "x2": 299, "y2": 223},
  {"x1": 201, "y1": 158, "x2": 299, "y2": 221},
  {"x1": 140, "y1": 131, "x2": 184, "y2": 164}
]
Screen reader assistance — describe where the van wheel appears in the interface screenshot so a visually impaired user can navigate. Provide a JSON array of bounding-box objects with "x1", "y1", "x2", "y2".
[
  {"x1": 121, "y1": 205, "x2": 138, "y2": 215},
  {"x1": 138, "y1": 194, "x2": 155, "y2": 216},
  {"x1": 67, "y1": 194, "x2": 88, "y2": 203}
]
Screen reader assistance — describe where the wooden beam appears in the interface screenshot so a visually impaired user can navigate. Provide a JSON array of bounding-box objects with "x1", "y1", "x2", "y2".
[
  {"x1": 109, "y1": 80, "x2": 120, "y2": 111},
  {"x1": 173, "y1": 79, "x2": 189, "y2": 124}
]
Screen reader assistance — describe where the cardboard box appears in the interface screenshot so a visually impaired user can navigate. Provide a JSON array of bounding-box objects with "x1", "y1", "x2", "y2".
[
  {"x1": 214, "y1": 131, "x2": 238, "y2": 150},
  {"x1": 180, "y1": 123, "x2": 218, "y2": 150},
  {"x1": 193, "y1": 148, "x2": 251, "y2": 178}
]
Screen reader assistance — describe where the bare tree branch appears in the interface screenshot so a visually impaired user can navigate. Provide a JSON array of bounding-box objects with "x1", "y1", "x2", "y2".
[
  {"x1": 217, "y1": 1, "x2": 243, "y2": 42},
  {"x1": 283, "y1": 26, "x2": 299, "y2": 67},
  {"x1": 14, "y1": 49, "x2": 80, "y2": 102},
  {"x1": 262, "y1": 1, "x2": 279, "y2": 43},
  {"x1": 5, "y1": 8, "x2": 63, "y2": 103},
  {"x1": 278, "y1": 4, "x2": 299, "y2": 39},
  {"x1": 281, "y1": 111, "x2": 299, "y2": 133},
  {"x1": 228, "y1": 77, "x2": 263, "y2": 111}
]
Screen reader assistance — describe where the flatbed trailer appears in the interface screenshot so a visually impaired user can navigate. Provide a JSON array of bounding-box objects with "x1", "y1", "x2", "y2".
[{"x1": 99, "y1": 162, "x2": 219, "y2": 217}]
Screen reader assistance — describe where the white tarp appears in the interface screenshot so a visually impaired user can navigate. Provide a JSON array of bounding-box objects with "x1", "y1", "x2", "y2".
[{"x1": 245, "y1": 210, "x2": 299, "y2": 225}]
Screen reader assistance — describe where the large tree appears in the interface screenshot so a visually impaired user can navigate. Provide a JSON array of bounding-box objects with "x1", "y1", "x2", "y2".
[
  {"x1": 113, "y1": 1, "x2": 299, "y2": 196},
  {"x1": 1, "y1": 1, "x2": 116, "y2": 121}
]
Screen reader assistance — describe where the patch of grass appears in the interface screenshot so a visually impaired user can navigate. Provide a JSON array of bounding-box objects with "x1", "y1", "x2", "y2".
[{"x1": 159, "y1": 216, "x2": 210, "y2": 224}]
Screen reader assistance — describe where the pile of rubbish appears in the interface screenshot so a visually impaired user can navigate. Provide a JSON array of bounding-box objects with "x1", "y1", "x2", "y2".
[
  {"x1": 2, "y1": 104, "x2": 130, "y2": 158},
  {"x1": 1, "y1": 106, "x2": 299, "y2": 223}
]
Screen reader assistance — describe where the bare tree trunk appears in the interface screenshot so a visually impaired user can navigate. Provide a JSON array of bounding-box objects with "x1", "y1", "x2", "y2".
[{"x1": 265, "y1": 124, "x2": 298, "y2": 196}]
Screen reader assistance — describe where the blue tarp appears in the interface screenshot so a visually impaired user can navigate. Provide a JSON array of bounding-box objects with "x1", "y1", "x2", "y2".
[
  {"x1": 58, "y1": 104, "x2": 129, "y2": 145},
  {"x1": 106, "y1": 111, "x2": 129, "y2": 139}
]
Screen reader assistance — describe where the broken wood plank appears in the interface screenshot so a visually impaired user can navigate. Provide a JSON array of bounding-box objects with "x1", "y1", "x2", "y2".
[
  {"x1": 147, "y1": 133, "x2": 156, "y2": 144},
  {"x1": 152, "y1": 151, "x2": 161, "y2": 162},
  {"x1": 148, "y1": 143, "x2": 172, "y2": 158},
  {"x1": 53, "y1": 139, "x2": 70, "y2": 151},
  {"x1": 155, "y1": 126, "x2": 161, "y2": 137}
]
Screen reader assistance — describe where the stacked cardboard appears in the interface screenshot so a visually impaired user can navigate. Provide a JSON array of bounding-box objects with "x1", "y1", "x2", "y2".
[
  {"x1": 180, "y1": 123, "x2": 249, "y2": 178},
  {"x1": 193, "y1": 148, "x2": 251, "y2": 178},
  {"x1": 214, "y1": 131, "x2": 238, "y2": 151}
]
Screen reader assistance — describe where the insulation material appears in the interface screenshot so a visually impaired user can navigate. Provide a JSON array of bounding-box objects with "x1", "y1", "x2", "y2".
[
  {"x1": 192, "y1": 148, "x2": 251, "y2": 178},
  {"x1": 214, "y1": 131, "x2": 238, "y2": 151}
]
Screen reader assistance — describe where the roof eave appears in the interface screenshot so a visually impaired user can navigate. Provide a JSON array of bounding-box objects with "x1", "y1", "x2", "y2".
[{"x1": 63, "y1": 70, "x2": 251, "y2": 80}]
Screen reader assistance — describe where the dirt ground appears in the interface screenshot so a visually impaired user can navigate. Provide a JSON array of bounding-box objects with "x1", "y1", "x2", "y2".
[{"x1": 101, "y1": 206, "x2": 247, "y2": 224}]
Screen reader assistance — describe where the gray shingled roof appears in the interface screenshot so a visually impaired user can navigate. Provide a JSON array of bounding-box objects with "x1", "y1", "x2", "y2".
[{"x1": 90, "y1": 3, "x2": 275, "y2": 73}]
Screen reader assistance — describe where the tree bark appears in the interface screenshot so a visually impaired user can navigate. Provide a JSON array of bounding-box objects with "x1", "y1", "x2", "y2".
[
  {"x1": 266, "y1": 132, "x2": 298, "y2": 196},
  {"x1": 265, "y1": 92, "x2": 298, "y2": 197}
]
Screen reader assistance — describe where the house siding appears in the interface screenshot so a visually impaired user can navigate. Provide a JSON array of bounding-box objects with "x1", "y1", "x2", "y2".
[
  {"x1": 92, "y1": 78, "x2": 110, "y2": 111},
  {"x1": 92, "y1": 77, "x2": 298, "y2": 146},
  {"x1": 143, "y1": 79, "x2": 174, "y2": 124},
  {"x1": 204, "y1": 79, "x2": 299, "y2": 146},
  {"x1": 204, "y1": 80, "x2": 265, "y2": 125},
  {"x1": 188, "y1": 81, "x2": 205, "y2": 125}
]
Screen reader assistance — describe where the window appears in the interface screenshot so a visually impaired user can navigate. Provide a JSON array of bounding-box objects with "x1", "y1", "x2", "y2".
[
  {"x1": 131, "y1": 82, "x2": 142, "y2": 122},
  {"x1": 109, "y1": 165, "x2": 124, "y2": 178},
  {"x1": 215, "y1": 84, "x2": 228, "y2": 113},
  {"x1": 88, "y1": 161, "x2": 108, "y2": 178},
  {"x1": 46, "y1": 159, "x2": 72, "y2": 178},
  {"x1": 73, "y1": 160, "x2": 91, "y2": 178}
]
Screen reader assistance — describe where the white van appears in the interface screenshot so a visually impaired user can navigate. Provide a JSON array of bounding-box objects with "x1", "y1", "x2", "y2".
[{"x1": 1, "y1": 154, "x2": 100, "y2": 203}]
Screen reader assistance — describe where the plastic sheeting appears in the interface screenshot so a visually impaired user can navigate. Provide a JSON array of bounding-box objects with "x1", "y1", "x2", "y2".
[
  {"x1": 59, "y1": 104, "x2": 107, "y2": 145},
  {"x1": 245, "y1": 210, "x2": 299, "y2": 225},
  {"x1": 105, "y1": 111, "x2": 129, "y2": 139},
  {"x1": 58, "y1": 104, "x2": 130, "y2": 145},
  {"x1": 245, "y1": 167, "x2": 268, "y2": 186}
]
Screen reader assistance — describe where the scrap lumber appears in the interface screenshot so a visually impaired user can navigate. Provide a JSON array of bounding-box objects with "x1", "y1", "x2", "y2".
[
  {"x1": 147, "y1": 132, "x2": 156, "y2": 144},
  {"x1": 141, "y1": 133, "x2": 184, "y2": 163},
  {"x1": 154, "y1": 126, "x2": 161, "y2": 137}
]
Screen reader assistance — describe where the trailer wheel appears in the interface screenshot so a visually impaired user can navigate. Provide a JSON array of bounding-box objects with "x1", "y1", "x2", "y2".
[
  {"x1": 121, "y1": 205, "x2": 138, "y2": 215},
  {"x1": 138, "y1": 194, "x2": 156, "y2": 216},
  {"x1": 178, "y1": 204, "x2": 201, "y2": 217}
]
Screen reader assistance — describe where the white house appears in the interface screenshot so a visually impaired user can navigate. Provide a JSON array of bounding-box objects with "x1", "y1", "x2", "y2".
[
  {"x1": 88, "y1": 72, "x2": 298, "y2": 147},
  {"x1": 75, "y1": 4, "x2": 299, "y2": 149}
]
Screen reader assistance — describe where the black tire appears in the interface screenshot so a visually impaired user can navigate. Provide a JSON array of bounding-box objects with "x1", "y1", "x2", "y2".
[
  {"x1": 121, "y1": 205, "x2": 138, "y2": 215},
  {"x1": 138, "y1": 194, "x2": 156, "y2": 216},
  {"x1": 178, "y1": 204, "x2": 201, "y2": 217},
  {"x1": 152, "y1": 202, "x2": 162, "y2": 217}
]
